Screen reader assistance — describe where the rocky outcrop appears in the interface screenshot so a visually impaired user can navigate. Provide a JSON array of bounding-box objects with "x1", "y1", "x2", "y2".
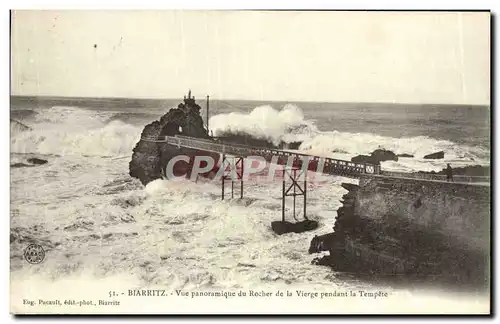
[
  {"x1": 397, "y1": 153, "x2": 414, "y2": 158},
  {"x1": 309, "y1": 179, "x2": 489, "y2": 287},
  {"x1": 351, "y1": 155, "x2": 379, "y2": 165},
  {"x1": 11, "y1": 163, "x2": 34, "y2": 168},
  {"x1": 11, "y1": 157, "x2": 49, "y2": 168},
  {"x1": 423, "y1": 151, "x2": 445, "y2": 159},
  {"x1": 370, "y1": 149, "x2": 398, "y2": 162},
  {"x1": 129, "y1": 93, "x2": 212, "y2": 185},
  {"x1": 27, "y1": 157, "x2": 48, "y2": 165},
  {"x1": 351, "y1": 149, "x2": 398, "y2": 165}
]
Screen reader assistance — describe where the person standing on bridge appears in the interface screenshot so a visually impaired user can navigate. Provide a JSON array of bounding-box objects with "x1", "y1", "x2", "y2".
[{"x1": 446, "y1": 163, "x2": 454, "y2": 182}]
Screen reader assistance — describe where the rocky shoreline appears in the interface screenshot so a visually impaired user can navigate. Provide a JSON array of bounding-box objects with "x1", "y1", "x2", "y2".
[{"x1": 308, "y1": 181, "x2": 489, "y2": 288}]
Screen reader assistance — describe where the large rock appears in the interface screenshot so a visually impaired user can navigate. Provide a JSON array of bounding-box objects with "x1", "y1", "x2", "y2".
[
  {"x1": 27, "y1": 157, "x2": 48, "y2": 165},
  {"x1": 423, "y1": 151, "x2": 445, "y2": 159},
  {"x1": 351, "y1": 149, "x2": 398, "y2": 165},
  {"x1": 351, "y1": 155, "x2": 380, "y2": 165},
  {"x1": 370, "y1": 149, "x2": 398, "y2": 162},
  {"x1": 129, "y1": 93, "x2": 212, "y2": 185}
]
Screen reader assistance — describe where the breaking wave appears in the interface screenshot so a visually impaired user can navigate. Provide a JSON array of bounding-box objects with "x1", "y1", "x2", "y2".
[
  {"x1": 10, "y1": 119, "x2": 31, "y2": 134},
  {"x1": 207, "y1": 104, "x2": 490, "y2": 172},
  {"x1": 209, "y1": 104, "x2": 319, "y2": 146},
  {"x1": 10, "y1": 103, "x2": 490, "y2": 170},
  {"x1": 10, "y1": 106, "x2": 141, "y2": 157}
]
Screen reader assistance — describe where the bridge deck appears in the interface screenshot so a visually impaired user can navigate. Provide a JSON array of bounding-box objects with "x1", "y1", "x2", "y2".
[
  {"x1": 141, "y1": 135, "x2": 489, "y2": 184},
  {"x1": 141, "y1": 135, "x2": 380, "y2": 177}
]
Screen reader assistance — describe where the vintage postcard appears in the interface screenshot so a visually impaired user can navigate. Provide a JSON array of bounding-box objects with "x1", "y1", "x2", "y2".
[{"x1": 10, "y1": 10, "x2": 491, "y2": 314}]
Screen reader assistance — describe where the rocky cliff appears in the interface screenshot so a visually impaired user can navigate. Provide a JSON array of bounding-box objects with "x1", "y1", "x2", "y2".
[
  {"x1": 129, "y1": 95, "x2": 211, "y2": 185},
  {"x1": 310, "y1": 176, "x2": 490, "y2": 287}
]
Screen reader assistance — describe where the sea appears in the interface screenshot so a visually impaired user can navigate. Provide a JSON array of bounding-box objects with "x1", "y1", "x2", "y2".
[{"x1": 9, "y1": 96, "x2": 491, "y2": 312}]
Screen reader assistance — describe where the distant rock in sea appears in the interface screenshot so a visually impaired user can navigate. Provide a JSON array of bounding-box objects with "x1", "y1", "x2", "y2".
[
  {"x1": 370, "y1": 149, "x2": 398, "y2": 162},
  {"x1": 397, "y1": 153, "x2": 414, "y2": 158},
  {"x1": 27, "y1": 158, "x2": 48, "y2": 165},
  {"x1": 423, "y1": 151, "x2": 444, "y2": 159},
  {"x1": 10, "y1": 163, "x2": 34, "y2": 168},
  {"x1": 351, "y1": 149, "x2": 398, "y2": 165},
  {"x1": 351, "y1": 155, "x2": 380, "y2": 165}
]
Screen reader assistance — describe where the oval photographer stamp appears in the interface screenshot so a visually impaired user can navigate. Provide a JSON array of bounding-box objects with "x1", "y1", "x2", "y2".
[{"x1": 24, "y1": 244, "x2": 45, "y2": 264}]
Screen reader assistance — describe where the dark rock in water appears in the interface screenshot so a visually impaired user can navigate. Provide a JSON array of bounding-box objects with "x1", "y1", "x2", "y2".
[
  {"x1": 27, "y1": 158, "x2": 48, "y2": 165},
  {"x1": 129, "y1": 92, "x2": 212, "y2": 185},
  {"x1": 423, "y1": 151, "x2": 445, "y2": 159},
  {"x1": 397, "y1": 153, "x2": 414, "y2": 158},
  {"x1": 271, "y1": 220, "x2": 319, "y2": 235},
  {"x1": 11, "y1": 163, "x2": 34, "y2": 168},
  {"x1": 351, "y1": 155, "x2": 380, "y2": 165},
  {"x1": 352, "y1": 149, "x2": 398, "y2": 165},
  {"x1": 370, "y1": 149, "x2": 398, "y2": 162}
]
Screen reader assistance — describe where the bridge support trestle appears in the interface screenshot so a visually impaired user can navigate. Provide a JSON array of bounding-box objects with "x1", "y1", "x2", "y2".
[
  {"x1": 282, "y1": 167, "x2": 307, "y2": 222},
  {"x1": 271, "y1": 166, "x2": 317, "y2": 235},
  {"x1": 221, "y1": 154, "x2": 244, "y2": 200}
]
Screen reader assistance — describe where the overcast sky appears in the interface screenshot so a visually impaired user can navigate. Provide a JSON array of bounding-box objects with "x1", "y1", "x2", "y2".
[{"x1": 11, "y1": 10, "x2": 490, "y2": 104}]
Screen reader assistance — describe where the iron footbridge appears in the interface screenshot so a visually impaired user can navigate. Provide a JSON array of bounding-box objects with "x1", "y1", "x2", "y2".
[{"x1": 141, "y1": 135, "x2": 381, "y2": 178}]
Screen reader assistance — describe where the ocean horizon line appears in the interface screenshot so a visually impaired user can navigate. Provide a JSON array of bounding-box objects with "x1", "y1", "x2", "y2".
[{"x1": 9, "y1": 94, "x2": 490, "y2": 108}]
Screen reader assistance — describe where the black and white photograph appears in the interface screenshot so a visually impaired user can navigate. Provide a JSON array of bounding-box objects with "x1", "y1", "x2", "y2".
[{"x1": 9, "y1": 10, "x2": 491, "y2": 314}]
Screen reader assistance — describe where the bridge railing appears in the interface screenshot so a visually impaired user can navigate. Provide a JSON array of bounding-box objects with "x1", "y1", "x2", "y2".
[
  {"x1": 141, "y1": 135, "x2": 380, "y2": 175},
  {"x1": 140, "y1": 135, "x2": 489, "y2": 182},
  {"x1": 380, "y1": 170, "x2": 490, "y2": 183}
]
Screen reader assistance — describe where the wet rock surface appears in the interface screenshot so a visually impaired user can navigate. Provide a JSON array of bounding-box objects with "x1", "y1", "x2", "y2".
[{"x1": 129, "y1": 93, "x2": 211, "y2": 185}]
